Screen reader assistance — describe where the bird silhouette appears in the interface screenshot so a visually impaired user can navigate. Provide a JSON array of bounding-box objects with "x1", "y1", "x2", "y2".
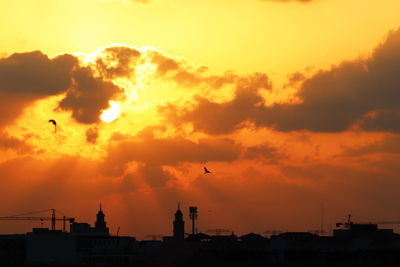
[
  {"x1": 204, "y1": 167, "x2": 211, "y2": 174},
  {"x1": 48, "y1": 119, "x2": 57, "y2": 133}
]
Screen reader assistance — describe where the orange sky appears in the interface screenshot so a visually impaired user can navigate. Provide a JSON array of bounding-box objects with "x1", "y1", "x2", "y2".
[{"x1": 1, "y1": 0, "x2": 400, "y2": 239}]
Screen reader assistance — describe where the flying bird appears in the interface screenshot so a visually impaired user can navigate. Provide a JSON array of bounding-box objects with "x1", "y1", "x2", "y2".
[
  {"x1": 204, "y1": 167, "x2": 211, "y2": 174},
  {"x1": 48, "y1": 119, "x2": 57, "y2": 133}
]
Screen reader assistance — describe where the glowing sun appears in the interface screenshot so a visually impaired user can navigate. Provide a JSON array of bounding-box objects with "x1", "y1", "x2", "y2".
[{"x1": 100, "y1": 101, "x2": 121, "y2": 122}]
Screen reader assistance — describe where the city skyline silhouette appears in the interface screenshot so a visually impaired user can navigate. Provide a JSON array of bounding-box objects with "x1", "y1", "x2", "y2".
[
  {"x1": 2, "y1": 203, "x2": 400, "y2": 266},
  {"x1": 1, "y1": 0, "x2": 400, "y2": 265}
]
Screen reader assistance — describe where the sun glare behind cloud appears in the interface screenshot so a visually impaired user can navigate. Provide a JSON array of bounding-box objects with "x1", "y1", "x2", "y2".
[{"x1": 100, "y1": 100, "x2": 121, "y2": 122}]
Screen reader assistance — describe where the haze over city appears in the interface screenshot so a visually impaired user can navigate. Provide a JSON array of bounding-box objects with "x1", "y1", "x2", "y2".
[{"x1": 1, "y1": 0, "x2": 400, "y2": 239}]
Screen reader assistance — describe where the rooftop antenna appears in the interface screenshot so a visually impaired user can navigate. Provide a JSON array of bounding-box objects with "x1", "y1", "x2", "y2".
[
  {"x1": 51, "y1": 208, "x2": 56, "y2": 231},
  {"x1": 189, "y1": 206, "x2": 198, "y2": 235},
  {"x1": 336, "y1": 214, "x2": 353, "y2": 229},
  {"x1": 320, "y1": 201, "x2": 324, "y2": 236}
]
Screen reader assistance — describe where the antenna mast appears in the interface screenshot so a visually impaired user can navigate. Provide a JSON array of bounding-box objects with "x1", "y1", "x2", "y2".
[
  {"x1": 189, "y1": 206, "x2": 198, "y2": 235},
  {"x1": 320, "y1": 201, "x2": 324, "y2": 236}
]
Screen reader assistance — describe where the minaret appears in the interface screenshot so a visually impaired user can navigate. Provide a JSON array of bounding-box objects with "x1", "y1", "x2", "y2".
[
  {"x1": 173, "y1": 203, "x2": 185, "y2": 240},
  {"x1": 95, "y1": 204, "x2": 109, "y2": 235}
]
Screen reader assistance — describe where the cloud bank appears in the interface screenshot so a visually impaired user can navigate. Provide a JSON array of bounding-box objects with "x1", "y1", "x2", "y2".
[
  {"x1": 0, "y1": 50, "x2": 124, "y2": 126},
  {"x1": 162, "y1": 28, "x2": 400, "y2": 134}
]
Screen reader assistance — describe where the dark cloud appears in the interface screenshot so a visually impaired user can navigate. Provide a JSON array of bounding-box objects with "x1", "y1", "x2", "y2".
[
  {"x1": 118, "y1": 173, "x2": 140, "y2": 193},
  {"x1": 102, "y1": 126, "x2": 245, "y2": 178},
  {"x1": 0, "y1": 51, "x2": 77, "y2": 126},
  {"x1": 104, "y1": 132, "x2": 242, "y2": 176},
  {"x1": 281, "y1": 164, "x2": 334, "y2": 180},
  {"x1": 150, "y1": 51, "x2": 203, "y2": 87},
  {"x1": 103, "y1": 125, "x2": 285, "y2": 182},
  {"x1": 150, "y1": 50, "x2": 238, "y2": 89},
  {"x1": 96, "y1": 46, "x2": 141, "y2": 79},
  {"x1": 241, "y1": 144, "x2": 284, "y2": 163},
  {"x1": 160, "y1": 72, "x2": 271, "y2": 134},
  {"x1": 343, "y1": 134, "x2": 400, "y2": 156},
  {"x1": 162, "y1": 28, "x2": 400, "y2": 134},
  {"x1": 151, "y1": 51, "x2": 180, "y2": 75},
  {"x1": 58, "y1": 67, "x2": 123, "y2": 124},
  {"x1": 284, "y1": 71, "x2": 306, "y2": 88},
  {"x1": 0, "y1": 51, "x2": 77, "y2": 95},
  {"x1": 262, "y1": 29, "x2": 400, "y2": 132},
  {"x1": 137, "y1": 164, "x2": 173, "y2": 187},
  {"x1": 361, "y1": 109, "x2": 400, "y2": 132},
  {"x1": 86, "y1": 127, "x2": 99, "y2": 144},
  {"x1": 0, "y1": 50, "x2": 125, "y2": 126},
  {"x1": 0, "y1": 131, "x2": 33, "y2": 154}
]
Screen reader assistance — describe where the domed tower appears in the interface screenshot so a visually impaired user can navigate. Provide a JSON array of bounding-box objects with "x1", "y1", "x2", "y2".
[
  {"x1": 95, "y1": 204, "x2": 109, "y2": 235},
  {"x1": 173, "y1": 203, "x2": 185, "y2": 240}
]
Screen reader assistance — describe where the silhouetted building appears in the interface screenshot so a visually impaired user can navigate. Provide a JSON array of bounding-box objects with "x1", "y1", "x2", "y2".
[
  {"x1": 95, "y1": 204, "x2": 109, "y2": 235},
  {"x1": 186, "y1": 232, "x2": 211, "y2": 242},
  {"x1": 70, "y1": 205, "x2": 109, "y2": 236},
  {"x1": 173, "y1": 204, "x2": 185, "y2": 241},
  {"x1": 6, "y1": 204, "x2": 400, "y2": 267},
  {"x1": 76, "y1": 235, "x2": 136, "y2": 266},
  {"x1": 0, "y1": 234, "x2": 25, "y2": 267},
  {"x1": 26, "y1": 228, "x2": 79, "y2": 266},
  {"x1": 333, "y1": 223, "x2": 394, "y2": 239},
  {"x1": 210, "y1": 232, "x2": 237, "y2": 243},
  {"x1": 239, "y1": 233, "x2": 266, "y2": 242},
  {"x1": 70, "y1": 222, "x2": 93, "y2": 235}
]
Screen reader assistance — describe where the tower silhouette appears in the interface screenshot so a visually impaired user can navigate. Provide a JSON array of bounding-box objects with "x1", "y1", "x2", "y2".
[
  {"x1": 94, "y1": 204, "x2": 109, "y2": 235},
  {"x1": 173, "y1": 203, "x2": 185, "y2": 240},
  {"x1": 189, "y1": 206, "x2": 198, "y2": 235}
]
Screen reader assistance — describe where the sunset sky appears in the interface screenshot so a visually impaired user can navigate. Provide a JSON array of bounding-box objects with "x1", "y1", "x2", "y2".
[{"x1": 1, "y1": 0, "x2": 400, "y2": 238}]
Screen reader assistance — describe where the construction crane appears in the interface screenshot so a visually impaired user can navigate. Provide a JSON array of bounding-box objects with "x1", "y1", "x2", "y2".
[
  {"x1": 0, "y1": 209, "x2": 75, "y2": 232},
  {"x1": 336, "y1": 214, "x2": 353, "y2": 229},
  {"x1": 206, "y1": 228, "x2": 231, "y2": 236}
]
